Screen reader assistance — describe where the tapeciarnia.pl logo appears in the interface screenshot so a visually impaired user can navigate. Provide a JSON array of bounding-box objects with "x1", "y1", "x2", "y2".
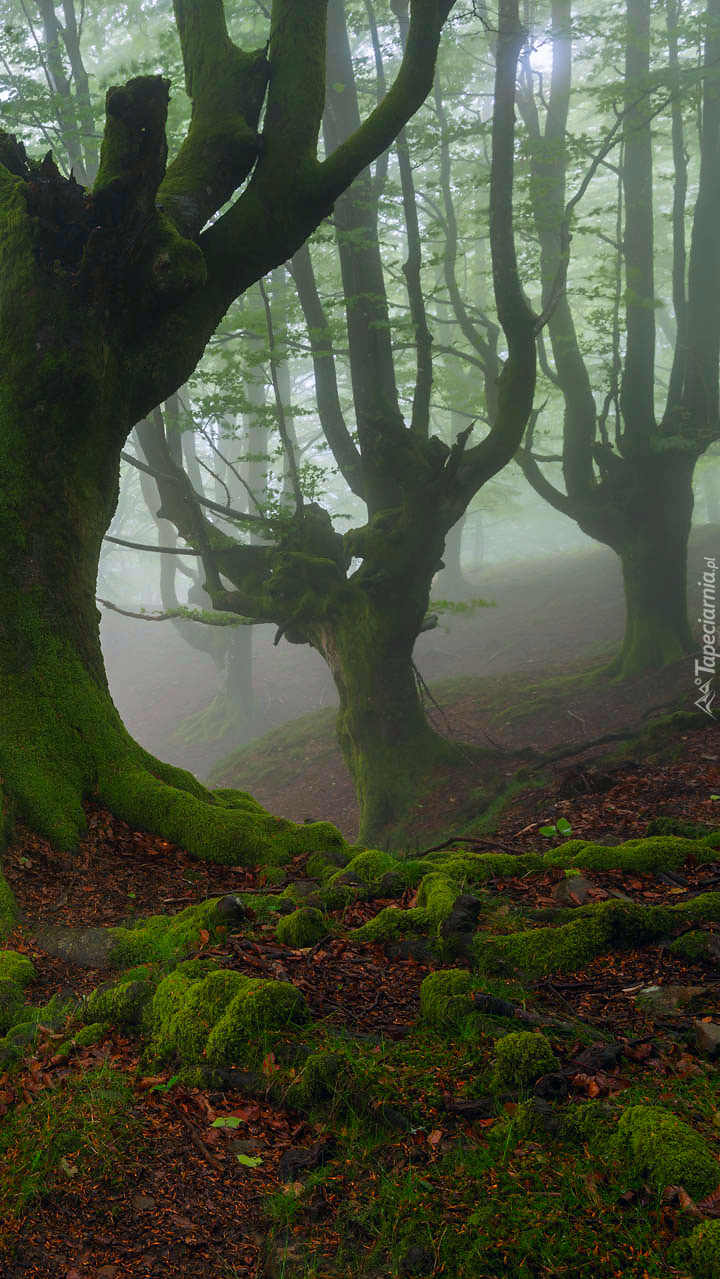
[{"x1": 695, "y1": 556, "x2": 717, "y2": 718}]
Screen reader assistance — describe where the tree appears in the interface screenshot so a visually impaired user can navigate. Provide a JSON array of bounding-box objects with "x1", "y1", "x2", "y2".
[
  {"x1": 136, "y1": 0, "x2": 538, "y2": 844},
  {"x1": 0, "y1": 0, "x2": 457, "y2": 862},
  {"x1": 515, "y1": 0, "x2": 720, "y2": 677}
]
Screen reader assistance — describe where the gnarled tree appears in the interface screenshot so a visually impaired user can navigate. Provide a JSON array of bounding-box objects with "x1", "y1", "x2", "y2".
[
  {"x1": 0, "y1": 0, "x2": 457, "y2": 862},
  {"x1": 516, "y1": 0, "x2": 720, "y2": 677},
  {"x1": 136, "y1": 0, "x2": 538, "y2": 844}
]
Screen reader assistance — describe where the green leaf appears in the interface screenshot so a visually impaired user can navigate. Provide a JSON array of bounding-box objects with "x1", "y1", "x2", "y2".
[
  {"x1": 212, "y1": 1116, "x2": 242, "y2": 1129},
  {"x1": 539, "y1": 824, "x2": 557, "y2": 837},
  {"x1": 236, "y1": 1154, "x2": 263, "y2": 1167},
  {"x1": 556, "y1": 818, "x2": 572, "y2": 834}
]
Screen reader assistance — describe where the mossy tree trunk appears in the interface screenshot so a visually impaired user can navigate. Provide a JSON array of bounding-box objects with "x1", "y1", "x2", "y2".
[
  {"x1": 614, "y1": 453, "x2": 696, "y2": 677},
  {"x1": 0, "y1": 0, "x2": 457, "y2": 859}
]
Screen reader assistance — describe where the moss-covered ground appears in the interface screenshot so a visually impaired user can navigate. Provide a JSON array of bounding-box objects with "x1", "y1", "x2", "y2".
[{"x1": 0, "y1": 714, "x2": 718, "y2": 1276}]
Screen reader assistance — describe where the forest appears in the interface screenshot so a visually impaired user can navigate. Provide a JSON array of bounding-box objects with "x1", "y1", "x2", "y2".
[{"x1": 0, "y1": 0, "x2": 718, "y2": 1274}]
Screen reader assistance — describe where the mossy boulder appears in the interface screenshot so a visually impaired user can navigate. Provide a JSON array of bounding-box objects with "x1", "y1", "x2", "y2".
[
  {"x1": 151, "y1": 968, "x2": 250, "y2": 1060},
  {"x1": 616, "y1": 1105, "x2": 720, "y2": 1201},
  {"x1": 351, "y1": 905, "x2": 430, "y2": 943},
  {"x1": 306, "y1": 849, "x2": 351, "y2": 881},
  {"x1": 669, "y1": 930, "x2": 717, "y2": 962},
  {"x1": 205, "y1": 980, "x2": 309, "y2": 1066},
  {"x1": 0, "y1": 950, "x2": 34, "y2": 986},
  {"x1": 329, "y1": 850, "x2": 396, "y2": 886},
  {"x1": 149, "y1": 966, "x2": 309, "y2": 1068},
  {"x1": 85, "y1": 978, "x2": 155, "y2": 1027},
  {"x1": 420, "y1": 969, "x2": 476, "y2": 1028},
  {"x1": 683, "y1": 1220, "x2": 720, "y2": 1277},
  {"x1": 492, "y1": 1031, "x2": 558, "y2": 1089},
  {"x1": 275, "y1": 907, "x2": 328, "y2": 949}
]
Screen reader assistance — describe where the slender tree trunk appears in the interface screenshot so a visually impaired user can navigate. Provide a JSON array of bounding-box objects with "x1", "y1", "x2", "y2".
[
  {"x1": 316, "y1": 611, "x2": 458, "y2": 843},
  {"x1": 613, "y1": 454, "x2": 696, "y2": 677}
]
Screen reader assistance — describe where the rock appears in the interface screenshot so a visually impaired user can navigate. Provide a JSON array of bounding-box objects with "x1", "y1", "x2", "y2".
[
  {"x1": 384, "y1": 938, "x2": 431, "y2": 962},
  {"x1": 34, "y1": 924, "x2": 117, "y2": 969},
  {"x1": 132, "y1": 1194, "x2": 156, "y2": 1212},
  {"x1": 552, "y1": 875, "x2": 608, "y2": 907},
  {"x1": 399, "y1": 1245, "x2": 434, "y2": 1276},
  {"x1": 277, "y1": 1138, "x2": 335, "y2": 1182},
  {"x1": 694, "y1": 1020, "x2": 720, "y2": 1056},
  {"x1": 635, "y1": 984, "x2": 708, "y2": 1015},
  {"x1": 440, "y1": 893, "x2": 485, "y2": 936},
  {"x1": 532, "y1": 1071, "x2": 570, "y2": 1101},
  {"x1": 212, "y1": 895, "x2": 248, "y2": 926},
  {"x1": 571, "y1": 1042, "x2": 624, "y2": 1072}
]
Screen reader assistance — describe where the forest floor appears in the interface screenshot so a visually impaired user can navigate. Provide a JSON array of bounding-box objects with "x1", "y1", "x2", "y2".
[{"x1": 0, "y1": 712, "x2": 719, "y2": 1278}]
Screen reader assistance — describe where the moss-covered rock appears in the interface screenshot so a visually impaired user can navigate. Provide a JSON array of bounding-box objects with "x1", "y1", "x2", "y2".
[
  {"x1": 670, "y1": 930, "x2": 719, "y2": 963},
  {"x1": 420, "y1": 969, "x2": 476, "y2": 1027},
  {"x1": 0, "y1": 950, "x2": 34, "y2": 986},
  {"x1": 109, "y1": 899, "x2": 227, "y2": 966},
  {"x1": 85, "y1": 978, "x2": 155, "y2": 1027},
  {"x1": 616, "y1": 1105, "x2": 720, "y2": 1201},
  {"x1": 205, "y1": 980, "x2": 309, "y2": 1066},
  {"x1": 306, "y1": 849, "x2": 351, "y2": 880},
  {"x1": 351, "y1": 905, "x2": 430, "y2": 943},
  {"x1": 492, "y1": 1031, "x2": 558, "y2": 1089},
  {"x1": 645, "y1": 817, "x2": 712, "y2": 839},
  {"x1": 543, "y1": 835, "x2": 709, "y2": 873},
  {"x1": 155, "y1": 968, "x2": 251, "y2": 1061},
  {"x1": 275, "y1": 907, "x2": 328, "y2": 948},
  {"x1": 684, "y1": 1220, "x2": 720, "y2": 1277},
  {"x1": 285, "y1": 1050, "x2": 357, "y2": 1111},
  {"x1": 74, "y1": 1021, "x2": 107, "y2": 1047},
  {"x1": 329, "y1": 850, "x2": 397, "y2": 886},
  {"x1": 416, "y1": 874, "x2": 461, "y2": 927}
]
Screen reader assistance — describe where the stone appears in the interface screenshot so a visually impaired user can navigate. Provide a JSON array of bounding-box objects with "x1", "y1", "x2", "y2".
[
  {"x1": 212, "y1": 895, "x2": 248, "y2": 926},
  {"x1": 635, "y1": 984, "x2": 708, "y2": 1015},
  {"x1": 694, "y1": 1020, "x2": 720, "y2": 1056},
  {"x1": 552, "y1": 875, "x2": 608, "y2": 907}
]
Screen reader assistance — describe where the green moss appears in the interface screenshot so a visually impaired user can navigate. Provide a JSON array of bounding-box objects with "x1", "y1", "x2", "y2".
[
  {"x1": 416, "y1": 873, "x2": 461, "y2": 928},
  {"x1": 0, "y1": 950, "x2": 34, "y2": 986},
  {"x1": 0, "y1": 979, "x2": 23, "y2": 1034},
  {"x1": 109, "y1": 899, "x2": 226, "y2": 966},
  {"x1": 543, "y1": 835, "x2": 706, "y2": 873},
  {"x1": 616, "y1": 1105, "x2": 720, "y2": 1201},
  {"x1": 72, "y1": 1022, "x2": 106, "y2": 1049},
  {"x1": 424, "y1": 851, "x2": 543, "y2": 882},
  {"x1": 475, "y1": 899, "x2": 676, "y2": 978},
  {"x1": 85, "y1": 978, "x2": 154, "y2": 1027},
  {"x1": 155, "y1": 968, "x2": 252, "y2": 1061},
  {"x1": 420, "y1": 969, "x2": 476, "y2": 1028},
  {"x1": 0, "y1": 872, "x2": 17, "y2": 938},
  {"x1": 275, "y1": 907, "x2": 328, "y2": 948},
  {"x1": 306, "y1": 850, "x2": 351, "y2": 880},
  {"x1": 492, "y1": 1031, "x2": 557, "y2": 1089},
  {"x1": 669, "y1": 930, "x2": 716, "y2": 962},
  {"x1": 285, "y1": 1051, "x2": 358, "y2": 1111},
  {"x1": 350, "y1": 905, "x2": 430, "y2": 942},
  {"x1": 645, "y1": 817, "x2": 712, "y2": 839},
  {"x1": 674, "y1": 893, "x2": 720, "y2": 923},
  {"x1": 684, "y1": 1220, "x2": 720, "y2": 1277},
  {"x1": 330, "y1": 850, "x2": 397, "y2": 885},
  {"x1": 205, "y1": 980, "x2": 309, "y2": 1066}
]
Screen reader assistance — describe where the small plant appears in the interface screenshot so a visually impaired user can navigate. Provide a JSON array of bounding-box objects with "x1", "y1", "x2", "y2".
[{"x1": 539, "y1": 817, "x2": 572, "y2": 839}]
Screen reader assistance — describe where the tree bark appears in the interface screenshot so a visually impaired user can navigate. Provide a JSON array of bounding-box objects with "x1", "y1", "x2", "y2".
[{"x1": 613, "y1": 454, "x2": 696, "y2": 677}]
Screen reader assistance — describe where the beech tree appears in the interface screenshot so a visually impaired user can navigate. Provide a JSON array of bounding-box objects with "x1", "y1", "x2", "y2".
[
  {"x1": 134, "y1": 0, "x2": 538, "y2": 843},
  {"x1": 0, "y1": 0, "x2": 457, "y2": 862},
  {"x1": 515, "y1": 0, "x2": 720, "y2": 677}
]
